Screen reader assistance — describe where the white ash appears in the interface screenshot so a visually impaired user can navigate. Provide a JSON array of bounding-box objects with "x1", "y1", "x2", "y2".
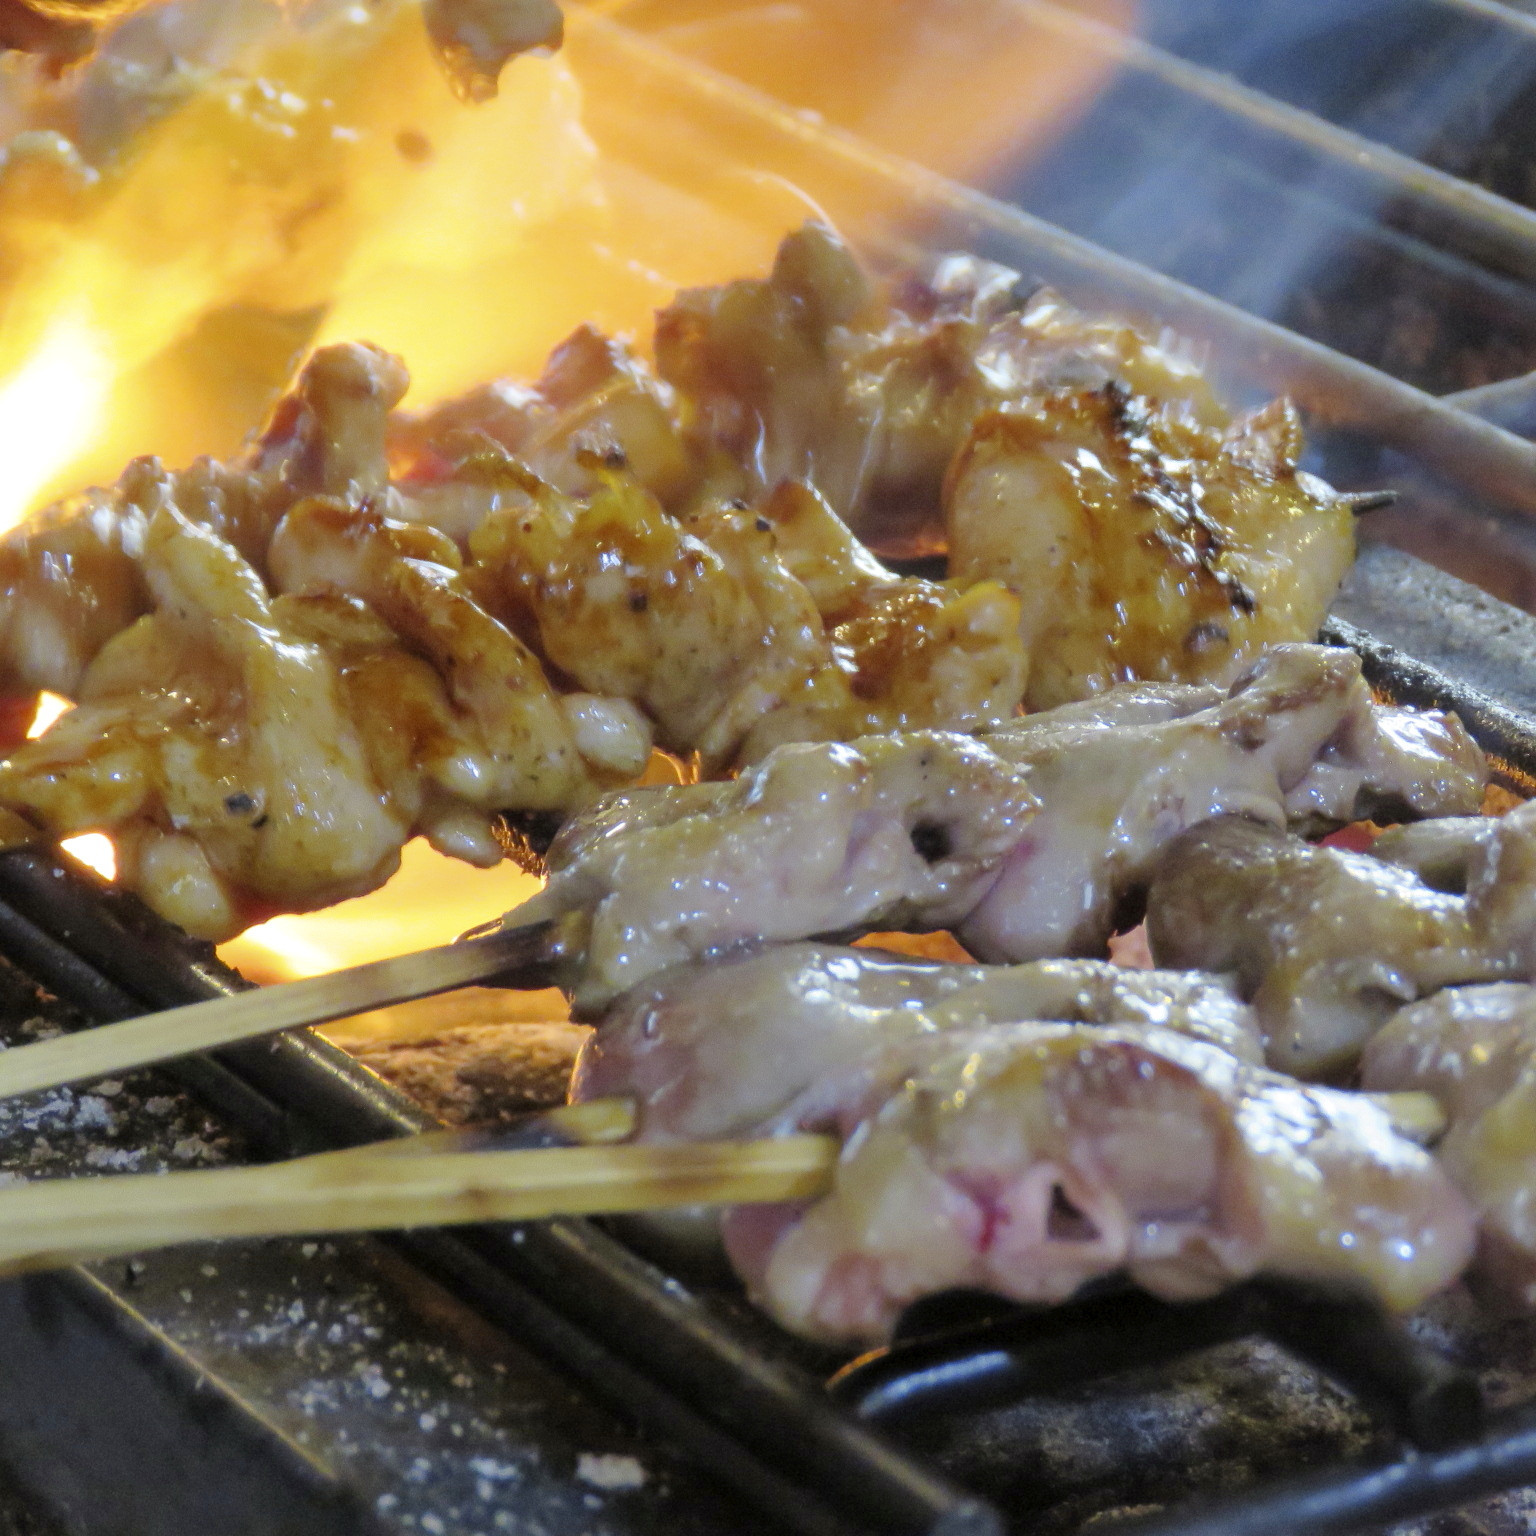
[{"x1": 575, "y1": 1454, "x2": 647, "y2": 1490}]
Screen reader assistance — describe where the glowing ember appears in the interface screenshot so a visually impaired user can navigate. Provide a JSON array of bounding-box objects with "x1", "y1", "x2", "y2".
[
  {"x1": 60, "y1": 832, "x2": 115, "y2": 880},
  {"x1": 218, "y1": 836, "x2": 544, "y2": 983},
  {"x1": 25, "y1": 692, "x2": 72, "y2": 738}
]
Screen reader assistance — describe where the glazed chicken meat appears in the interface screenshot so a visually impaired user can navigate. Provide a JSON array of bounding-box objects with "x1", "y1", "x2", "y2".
[
  {"x1": 0, "y1": 334, "x2": 1024, "y2": 933},
  {"x1": 659, "y1": 223, "x2": 1356, "y2": 707},
  {"x1": 511, "y1": 643, "x2": 1485, "y2": 1009}
]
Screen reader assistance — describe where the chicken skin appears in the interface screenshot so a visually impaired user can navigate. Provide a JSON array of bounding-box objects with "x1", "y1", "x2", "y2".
[
  {"x1": 1146, "y1": 803, "x2": 1536, "y2": 1077},
  {"x1": 1362, "y1": 983, "x2": 1536, "y2": 1305},
  {"x1": 571, "y1": 942, "x2": 1263, "y2": 1143},
  {"x1": 961, "y1": 643, "x2": 1484, "y2": 963},
  {"x1": 511, "y1": 645, "x2": 1482, "y2": 1013},
  {"x1": 513, "y1": 729, "x2": 1039, "y2": 1015},
  {"x1": 721, "y1": 1023, "x2": 1473, "y2": 1343}
]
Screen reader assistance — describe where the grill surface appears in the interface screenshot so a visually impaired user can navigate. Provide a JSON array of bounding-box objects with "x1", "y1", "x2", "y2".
[{"x1": 3, "y1": 3, "x2": 1536, "y2": 1533}]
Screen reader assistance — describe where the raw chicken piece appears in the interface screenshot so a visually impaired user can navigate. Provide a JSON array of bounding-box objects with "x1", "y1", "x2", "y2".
[
  {"x1": 509, "y1": 731, "x2": 1039, "y2": 1015},
  {"x1": 571, "y1": 942, "x2": 1262, "y2": 1143},
  {"x1": 959, "y1": 643, "x2": 1485, "y2": 965},
  {"x1": 1362, "y1": 983, "x2": 1536, "y2": 1304},
  {"x1": 721, "y1": 1023, "x2": 1474, "y2": 1343},
  {"x1": 1146, "y1": 803, "x2": 1536, "y2": 1076}
]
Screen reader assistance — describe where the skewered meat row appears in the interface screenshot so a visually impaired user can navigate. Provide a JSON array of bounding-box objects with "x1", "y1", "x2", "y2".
[
  {"x1": 513, "y1": 643, "x2": 1486, "y2": 1011},
  {"x1": 1145, "y1": 803, "x2": 1536, "y2": 1078},
  {"x1": 1361, "y1": 984, "x2": 1536, "y2": 1307},
  {"x1": 657, "y1": 224, "x2": 1357, "y2": 707},
  {"x1": 0, "y1": 226, "x2": 1364, "y2": 931},
  {"x1": 569, "y1": 949, "x2": 1472, "y2": 1342},
  {"x1": 571, "y1": 943, "x2": 1266, "y2": 1144}
]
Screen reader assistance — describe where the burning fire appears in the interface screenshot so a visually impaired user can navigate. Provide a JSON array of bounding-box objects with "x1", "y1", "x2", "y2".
[{"x1": 0, "y1": 0, "x2": 1125, "y2": 1000}]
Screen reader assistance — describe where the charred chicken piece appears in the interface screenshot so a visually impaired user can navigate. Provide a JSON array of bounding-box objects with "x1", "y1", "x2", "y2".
[
  {"x1": 0, "y1": 493, "x2": 649, "y2": 939},
  {"x1": 1146, "y1": 804, "x2": 1536, "y2": 1077},
  {"x1": 571, "y1": 942, "x2": 1263, "y2": 1144},
  {"x1": 719, "y1": 1022, "x2": 1475, "y2": 1343},
  {"x1": 468, "y1": 464, "x2": 1026, "y2": 769},
  {"x1": 946, "y1": 385, "x2": 1355, "y2": 711},
  {"x1": 657, "y1": 223, "x2": 1224, "y2": 550},
  {"x1": 509, "y1": 730, "x2": 1039, "y2": 1015},
  {"x1": 0, "y1": 505, "x2": 411, "y2": 938},
  {"x1": 1361, "y1": 983, "x2": 1536, "y2": 1306},
  {"x1": 0, "y1": 340, "x2": 405, "y2": 702},
  {"x1": 959, "y1": 643, "x2": 1485, "y2": 964}
]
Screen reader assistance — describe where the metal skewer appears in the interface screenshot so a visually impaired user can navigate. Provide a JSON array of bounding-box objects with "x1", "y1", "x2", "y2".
[{"x1": 0, "y1": 918, "x2": 561, "y2": 1103}]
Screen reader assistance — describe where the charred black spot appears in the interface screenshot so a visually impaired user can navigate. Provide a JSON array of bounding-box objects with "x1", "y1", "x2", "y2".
[
  {"x1": 910, "y1": 822, "x2": 952, "y2": 864},
  {"x1": 1185, "y1": 620, "x2": 1230, "y2": 654},
  {"x1": 754, "y1": 516, "x2": 772, "y2": 533},
  {"x1": 224, "y1": 792, "x2": 256, "y2": 816},
  {"x1": 251, "y1": 814, "x2": 269, "y2": 830},
  {"x1": 628, "y1": 589, "x2": 649, "y2": 613}
]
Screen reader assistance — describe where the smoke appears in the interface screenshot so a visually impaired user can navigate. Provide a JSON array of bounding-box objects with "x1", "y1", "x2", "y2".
[{"x1": 997, "y1": 0, "x2": 1536, "y2": 396}]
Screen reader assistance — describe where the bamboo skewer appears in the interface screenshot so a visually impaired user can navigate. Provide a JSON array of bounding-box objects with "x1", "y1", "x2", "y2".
[
  {"x1": 0, "y1": 920, "x2": 560, "y2": 1103},
  {"x1": 0, "y1": 1130, "x2": 838, "y2": 1279}
]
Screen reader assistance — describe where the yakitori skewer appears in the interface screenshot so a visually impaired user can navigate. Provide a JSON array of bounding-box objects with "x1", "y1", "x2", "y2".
[
  {"x1": 0, "y1": 919, "x2": 564, "y2": 1103},
  {"x1": 0, "y1": 1125, "x2": 837, "y2": 1278}
]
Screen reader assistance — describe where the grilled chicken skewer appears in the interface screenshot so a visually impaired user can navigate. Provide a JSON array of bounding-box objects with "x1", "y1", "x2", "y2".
[
  {"x1": 571, "y1": 948, "x2": 1472, "y2": 1342},
  {"x1": 0, "y1": 224, "x2": 1362, "y2": 936},
  {"x1": 514, "y1": 642, "x2": 1484, "y2": 1012},
  {"x1": 0, "y1": 1061, "x2": 1459, "y2": 1341}
]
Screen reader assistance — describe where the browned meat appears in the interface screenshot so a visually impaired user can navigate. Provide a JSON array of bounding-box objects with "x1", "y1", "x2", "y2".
[{"x1": 1146, "y1": 803, "x2": 1536, "y2": 1077}]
